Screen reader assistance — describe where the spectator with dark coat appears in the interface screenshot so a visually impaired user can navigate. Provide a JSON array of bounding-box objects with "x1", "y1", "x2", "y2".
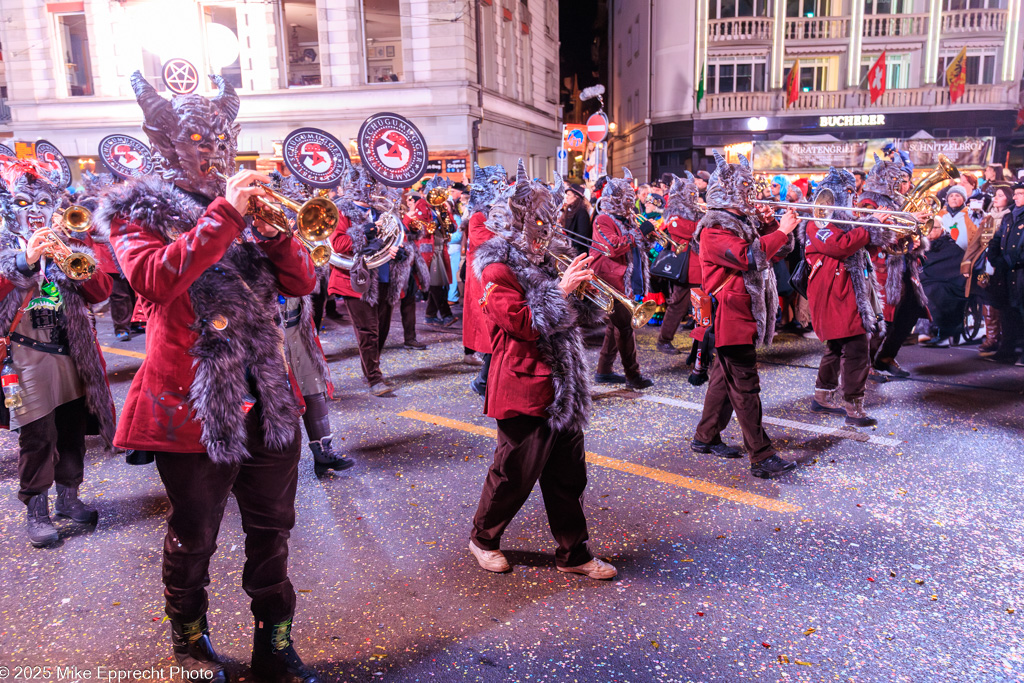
[
  {"x1": 561, "y1": 183, "x2": 593, "y2": 256},
  {"x1": 985, "y1": 184, "x2": 1024, "y2": 364},
  {"x1": 921, "y1": 185, "x2": 975, "y2": 347}
]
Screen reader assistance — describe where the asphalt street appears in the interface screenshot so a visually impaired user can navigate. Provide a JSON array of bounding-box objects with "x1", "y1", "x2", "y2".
[{"x1": 1, "y1": 299, "x2": 1022, "y2": 682}]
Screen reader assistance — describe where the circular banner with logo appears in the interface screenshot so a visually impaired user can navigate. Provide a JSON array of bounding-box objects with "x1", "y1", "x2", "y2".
[
  {"x1": 282, "y1": 127, "x2": 350, "y2": 189},
  {"x1": 34, "y1": 140, "x2": 73, "y2": 187},
  {"x1": 0, "y1": 143, "x2": 15, "y2": 158},
  {"x1": 162, "y1": 58, "x2": 200, "y2": 95},
  {"x1": 357, "y1": 112, "x2": 428, "y2": 188},
  {"x1": 99, "y1": 134, "x2": 155, "y2": 180}
]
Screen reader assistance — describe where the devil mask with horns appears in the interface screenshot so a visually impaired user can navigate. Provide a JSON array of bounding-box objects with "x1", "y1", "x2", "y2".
[
  {"x1": 705, "y1": 151, "x2": 757, "y2": 218},
  {"x1": 0, "y1": 156, "x2": 63, "y2": 240},
  {"x1": 130, "y1": 70, "x2": 240, "y2": 200},
  {"x1": 487, "y1": 159, "x2": 564, "y2": 265}
]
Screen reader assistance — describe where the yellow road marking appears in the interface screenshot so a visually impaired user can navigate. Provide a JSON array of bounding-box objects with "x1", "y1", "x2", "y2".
[
  {"x1": 99, "y1": 345, "x2": 147, "y2": 360},
  {"x1": 398, "y1": 410, "x2": 802, "y2": 513}
]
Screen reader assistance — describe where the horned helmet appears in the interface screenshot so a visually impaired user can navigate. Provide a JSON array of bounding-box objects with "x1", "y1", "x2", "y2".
[
  {"x1": 705, "y1": 151, "x2": 756, "y2": 217},
  {"x1": 487, "y1": 159, "x2": 565, "y2": 264},
  {"x1": 596, "y1": 168, "x2": 636, "y2": 217},
  {"x1": 130, "y1": 71, "x2": 240, "y2": 200}
]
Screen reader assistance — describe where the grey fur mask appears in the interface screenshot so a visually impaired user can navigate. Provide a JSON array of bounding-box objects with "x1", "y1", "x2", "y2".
[
  {"x1": 487, "y1": 160, "x2": 562, "y2": 264},
  {"x1": 340, "y1": 162, "x2": 377, "y2": 205},
  {"x1": 467, "y1": 163, "x2": 508, "y2": 214},
  {"x1": 863, "y1": 154, "x2": 910, "y2": 201},
  {"x1": 705, "y1": 152, "x2": 756, "y2": 217},
  {"x1": 664, "y1": 171, "x2": 699, "y2": 218},
  {"x1": 598, "y1": 169, "x2": 636, "y2": 216}
]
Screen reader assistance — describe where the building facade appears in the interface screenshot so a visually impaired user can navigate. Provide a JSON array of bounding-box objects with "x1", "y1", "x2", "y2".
[
  {"x1": 0, "y1": 0, "x2": 561, "y2": 182},
  {"x1": 609, "y1": 0, "x2": 1024, "y2": 181}
]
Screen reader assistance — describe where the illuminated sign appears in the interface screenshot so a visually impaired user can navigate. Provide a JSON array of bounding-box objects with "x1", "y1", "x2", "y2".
[{"x1": 819, "y1": 114, "x2": 886, "y2": 128}]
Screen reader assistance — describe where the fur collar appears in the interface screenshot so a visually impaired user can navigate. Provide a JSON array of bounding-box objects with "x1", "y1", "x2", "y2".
[{"x1": 474, "y1": 236, "x2": 604, "y2": 432}]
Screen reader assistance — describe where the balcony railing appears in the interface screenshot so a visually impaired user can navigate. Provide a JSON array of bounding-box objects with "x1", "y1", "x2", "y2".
[
  {"x1": 862, "y1": 13, "x2": 929, "y2": 38},
  {"x1": 784, "y1": 16, "x2": 849, "y2": 41},
  {"x1": 0, "y1": 98, "x2": 11, "y2": 123},
  {"x1": 700, "y1": 85, "x2": 1014, "y2": 118},
  {"x1": 941, "y1": 8, "x2": 1007, "y2": 33},
  {"x1": 707, "y1": 16, "x2": 773, "y2": 42}
]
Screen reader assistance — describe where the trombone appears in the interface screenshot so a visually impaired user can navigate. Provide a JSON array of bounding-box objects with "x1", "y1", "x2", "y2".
[
  {"x1": 38, "y1": 205, "x2": 97, "y2": 281},
  {"x1": 752, "y1": 194, "x2": 921, "y2": 231},
  {"x1": 212, "y1": 169, "x2": 339, "y2": 266}
]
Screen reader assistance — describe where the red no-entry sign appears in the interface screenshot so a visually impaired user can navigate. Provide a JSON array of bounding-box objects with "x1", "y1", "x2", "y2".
[{"x1": 587, "y1": 112, "x2": 609, "y2": 142}]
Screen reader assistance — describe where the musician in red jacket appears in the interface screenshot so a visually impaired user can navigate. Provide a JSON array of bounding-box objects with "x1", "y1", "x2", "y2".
[
  {"x1": 417, "y1": 176, "x2": 455, "y2": 325},
  {"x1": 691, "y1": 152, "x2": 799, "y2": 480},
  {"x1": 470, "y1": 161, "x2": 615, "y2": 580},
  {"x1": 100, "y1": 73, "x2": 319, "y2": 683},
  {"x1": 328, "y1": 164, "x2": 412, "y2": 397},
  {"x1": 655, "y1": 171, "x2": 704, "y2": 354},
  {"x1": 802, "y1": 168, "x2": 894, "y2": 427},
  {"x1": 589, "y1": 169, "x2": 654, "y2": 390},
  {"x1": 462, "y1": 163, "x2": 507, "y2": 396}
]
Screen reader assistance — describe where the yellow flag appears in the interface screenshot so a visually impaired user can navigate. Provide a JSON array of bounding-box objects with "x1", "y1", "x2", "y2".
[{"x1": 945, "y1": 47, "x2": 967, "y2": 103}]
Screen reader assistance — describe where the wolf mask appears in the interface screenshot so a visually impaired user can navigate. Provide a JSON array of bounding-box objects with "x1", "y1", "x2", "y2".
[
  {"x1": 597, "y1": 168, "x2": 636, "y2": 217},
  {"x1": 705, "y1": 151, "x2": 756, "y2": 217},
  {"x1": 862, "y1": 153, "x2": 910, "y2": 202},
  {"x1": 486, "y1": 159, "x2": 564, "y2": 264},
  {"x1": 0, "y1": 156, "x2": 63, "y2": 240},
  {"x1": 467, "y1": 163, "x2": 508, "y2": 215}
]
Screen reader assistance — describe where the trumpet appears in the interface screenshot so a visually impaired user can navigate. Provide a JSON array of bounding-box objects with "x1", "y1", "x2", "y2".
[
  {"x1": 212, "y1": 169, "x2": 338, "y2": 266},
  {"x1": 36, "y1": 205, "x2": 97, "y2": 280},
  {"x1": 550, "y1": 250, "x2": 657, "y2": 329}
]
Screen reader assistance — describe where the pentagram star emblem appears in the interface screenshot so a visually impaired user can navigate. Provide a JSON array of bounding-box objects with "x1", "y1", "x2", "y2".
[{"x1": 162, "y1": 59, "x2": 199, "y2": 95}]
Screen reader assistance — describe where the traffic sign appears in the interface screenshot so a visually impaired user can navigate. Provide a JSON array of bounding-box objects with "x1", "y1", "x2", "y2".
[
  {"x1": 563, "y1": 125, "x2": 587, "y2": 152},
  {"x1": 586, "y1": 112, "x2": 609, "y2": 143},
  {"x1": 556, "y1": 147, "x2": 568, "y2": 177}
]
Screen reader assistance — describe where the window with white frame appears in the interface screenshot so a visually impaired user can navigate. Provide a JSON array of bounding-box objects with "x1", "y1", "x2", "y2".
[
  {"x1": 364, "y1": 0, "x2": 404, "y2": 83},
  {"x1": 708, "y1": 0, "x2": 771, "y2": 19},
  {"x1": 481, "y1": 3, "x2": 498, "y2": 90},
  {"x1": 201, "y1": 4, "x2": 243, "y2": 88},
  {"x1": 521, "y1": 31, "x2": 533, "y2": 103},
  {"x1": 859, "y1": 53, "x2": 911, "y2": 89},
  {"x1": 936, "y1": 48, "x2": 998, "y2": 85},
  {"x1": 864, "y1": 0, "x2": 912, "y2": 12},
  {"x1": 786, "y1": 0, "x2": 834, "y2": 16},
  {"x1": 706, "y1": 57, "x2": 768, "y2": 93},
  {"x1": 942, "y1": 0, "x2": 1006, "y2": 9},
  {"x1": 504, "y1": 16, "x2": 518, "y2": 98},
  {"x1": 784, "y1": 57, "x2": 836, "y2": 91},
  {"x1": 54, "y1": 12, "x2": 94, "y2": 97},
  {"x1": 279, "y1": 0, "x2": 322, "y2": 87},
  {"x1": 633, "y1": 15, "x2": 640, "y2": 59}
]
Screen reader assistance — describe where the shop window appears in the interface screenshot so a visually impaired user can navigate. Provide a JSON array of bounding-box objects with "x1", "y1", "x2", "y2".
[
  {"x1": 864, "y1": 0, "x2": 911, "y2": 12},
  {"x1": 937, "y1": 50, "x2": 998, "y2": 85},
  {"x1": 202, "y1": 5, "x2": 243, "y2": 88},
  {"x1": 709, "y1": 0, "x2": 771, "y2": 18},
  {"x1": 55, "y1": 13, "x2": 94, "y2": 97},
  {"x1": 786, "y1": 0, "x2": 833, "y2": 17},
  {"x1": 364, "y1": 0, "x2": 404, "y2": 83},
  {"x1": 707, "y1": 58, "x2": 767, "y2": 93},
  {"x1": 942, "y1": 0, "x2": 1006, "y2": 9},
  {"x1": 859, "y1": 53, "x2": 911, "y2": 89},
  {"x1": 280, "y1": 0, "x2": 322, "y2": 87}
]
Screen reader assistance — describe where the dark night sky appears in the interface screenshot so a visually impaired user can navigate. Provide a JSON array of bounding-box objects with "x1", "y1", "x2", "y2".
[{"x1": 558, "y1": 0, "x2": 606, "y2": 120}]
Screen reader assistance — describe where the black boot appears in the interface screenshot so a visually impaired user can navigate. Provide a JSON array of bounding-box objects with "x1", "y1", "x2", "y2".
[
  {"x1": 310, "y1": 436, "x2": 354, "y2": 477},
  {"x1": 54, "y1": 484, "x2": 99, "y2": 524},
  {"x1": 252, "y1": 618, "x2": 319, "y2": 683},
  {"x1": 170, "y1": 614, "x2": 227, "y2": 683},
  {"x1": 25, "y1": 494, "x2": 59, "y2": 547},
  {"x1": 750, "y1": 454, "x2": 798, "y2": 480}
]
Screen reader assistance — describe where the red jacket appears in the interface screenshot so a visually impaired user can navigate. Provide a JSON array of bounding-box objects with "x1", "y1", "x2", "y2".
[
  {"x1": 804, "y1": 222, "x2": 871, "y2": 340},
  {"x1": 662, "y1": 215, "x2": 702, "y2": 286},
  {"x1": 328, "y1": 214, "x2": 361, "y2": 299},
  {"x1": 872, "y1": 252, "x2": 894, "y2": 322},
  {"x1": 110, "y1": 198, "x2": 315, "y2": 453},
  {"x1": 462, "y1": 211, "x2": 493, "y2": 353},
  {"x1": 479, "y1": 261, "x2": 555, "y2": 421},
  {"x1": 699, "y1": 220, "x2": 789, "y2": 348},
  {"x1": 410, "y1": 199, "x2": 452, "y2": 285},
  {"x1": 589, "y1": 213, "x2": 635, "y2": 294}
]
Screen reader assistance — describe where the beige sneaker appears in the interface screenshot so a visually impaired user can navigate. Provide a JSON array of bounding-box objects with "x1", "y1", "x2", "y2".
[
  {"x1": 468, "y1": 540, "x2": 510, "y2": 573},
  {"x1": 557, "y1": 557, "x2": 617, "y2": 580}
]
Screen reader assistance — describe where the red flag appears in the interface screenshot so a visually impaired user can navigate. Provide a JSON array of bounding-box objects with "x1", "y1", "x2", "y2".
[
  {"x1": 1015, "y1": 106, "x2": 1024, "y2": 131},
  {"x1": 946, "y1": 47, "x2": 967, "y2": 103},
  {"x1": 785, "y1": 60, "x2": 800, "y2": 109},
  {"x1": 868, "y1": 52, "x2": 887, "y2": 105}
]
